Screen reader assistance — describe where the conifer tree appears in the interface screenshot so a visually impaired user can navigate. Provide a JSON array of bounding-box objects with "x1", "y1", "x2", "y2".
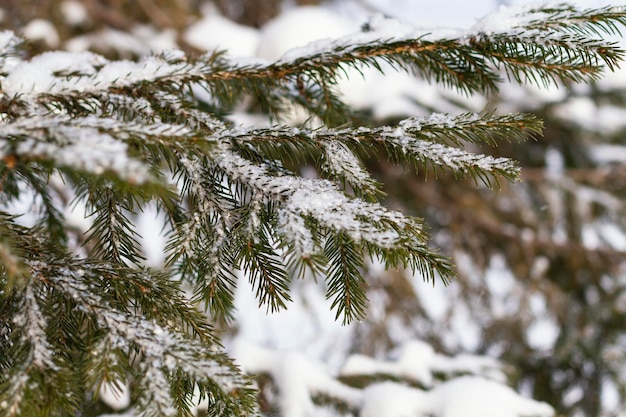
[{"x1": 1, "y1": 3, "x2": 626, "y2": 416}]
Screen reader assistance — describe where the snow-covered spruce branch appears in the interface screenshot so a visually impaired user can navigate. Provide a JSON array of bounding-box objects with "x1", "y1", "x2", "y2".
[
  {"x1": 203, "y1": 146, "x2": 454, "y2": 321},
  {"x1": 215, "y1": 112, "x2": 542, "y2": 186},
  {"x1": 1, "y1": 255, "x2": 257, "y2": 417},
  {"x1": 470, "y1": 32, "x2": 622, "y2": 87},
  {"x1": 0, "y1": 115, "x2": 157, "y2": 184},
  {"x1": 231, "y1": 340, "x2": 553, "y2": 417},
  {"x1": 1, "y1": 5, "x2": 623, "y2": 115},
  {"x1": 165, "y1": 155, "x2": 241, "y2": 321},
  {"x1": 194, "y1": 4, "x2": 626, "y2": 96},
  {"x1": 160, "y1": 137, "x2": 454, "y2": 321},
  {"x1": 521, "y1": 4, "x2": 626, "y2": 37}
]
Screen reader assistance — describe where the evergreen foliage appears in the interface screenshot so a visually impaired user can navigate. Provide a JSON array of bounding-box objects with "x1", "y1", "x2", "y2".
[{"x1": 1, "y1": 3, "x2": 625, "y2": 416}]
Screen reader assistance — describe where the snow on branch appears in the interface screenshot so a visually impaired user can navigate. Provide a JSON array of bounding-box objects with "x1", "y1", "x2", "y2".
[
  {"x1": 208, "y1": 146, "x2": 453, "y2": 321},
  {"x1": 187, "y1": 4, "x2": 626, "y2": 98},
  {"x1": 232, "y1": 339, "x2": 554, "y2": 417},
  {"x1": 0, "y1": 115, "x2": 155, "y2": 183},
  {"x1": 1, "y1": 4, "x2": 619, "y2": 112},
  {"x1": 12, "y1": 285, "x2": 58, "y2": 370},
  {"x1": 341, "y1": 339, "x2": 505, "y2": 387},
  {"x1": 1, "y1": 49, "x2": 199, "y2": 99},
  {"x1": 26, "y1": 260, "x2": 257, "y2": 417},
  {"x1": 215, "y1": 112, "x2": 540, "y2": 186},
  {"x1": 321, "y1": 140, "x2": 382, "y2": 197},
  {"x1": 212, "y1": 146, "x2": 428, "y2": 250},
  {"x1": 513, "y1": 4, "x2": 626, "y2": 37}
]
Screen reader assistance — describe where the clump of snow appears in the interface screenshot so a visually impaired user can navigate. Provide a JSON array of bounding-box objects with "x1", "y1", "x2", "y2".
[
  {"x1": 61, "y1": 0, "x2": 89, "y2": 26},
  {"x1": 99, "y1": 380, "x2": 131, "y2": 411},
  {"x1": 362, "y1": 377, "x2": 554, "y2": 417},
  {"x1": 1, "y1": 49, "x2": 189, "y2": 98},
  {"x1": 356, "y1": 0, "x2": 495, "y2": 28},
  {"x1": 2, "y1": 118, "x2": 152, "y2": 183},
  {"x1": 136, "y1": 203, "x2": 168, "y2": 267},
  {"x1": 342, "y1": 339, "x2": 505, "y2": 386},
  {"x1": 133, "y1": 25, "x2": 178, "y2": 51},
  {"x1": 499, "y1": 82, "x2": 567, "y2": 114},
  {"x1": 588, "y1": 144, "x2": 626, "y2": 164},
  {"x1": 2, "y1": 50, "x2": 105, "y2": 96},
  {"x1": 429, "y1": 376, "x2": 554, "y2": 417},
  {"x1": 232, "y1": 339, "x2": 552, "y2": 417},
  {"x1": 0, "y1": 30, "x2": 18, "y2": 51},
  {"x1": 360, "y1": 382, "x2": 429, "y2": 417},
  {"x1": 342, "y1": 341, "x2": 436, "y2": 386},
  {"x1": 184, "y1": 7, "x2": 260, "y2": 57},
  {"x1": 0, "y1": 30, "x2": 22, "y2": 74},
  {"x1": 257, "y1": 6, "x2": 358, "y2": 62},
  {"x1": 22, "y1": 19, "x2": 60, "y2": 48},
  {"x1": 231, "y1": 340, "x2": 361, "y2": 417},
  {"x1": 66, "y1": 26, "x2": 177, "y2": 56},
  {"x1": 597, "y1": 66, "x2": 626, "y2": 91},
  {"x1": 551, "y1": 96, "x2": 626, "y2": 135},
  {"x1": 470, "y1": 3, "x2": 541, "y2": 35},
  {"x1": 526, "y1": 317, "x2": 560, "y2": 351},
  {"x1": 598, "y1": 222, "x2": 626, "y2": 251}
]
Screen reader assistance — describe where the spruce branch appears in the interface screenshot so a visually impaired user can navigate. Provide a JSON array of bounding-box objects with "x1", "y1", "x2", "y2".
[
  {"x1": 471, "y1": 32, "x2": 623, "y2": 86},
  {"x1": 195, "y1": 5, "x2": 626, "y2": 97},
  {"x1": 321, "y1": 140, "x2": 383, "y2": 198},
  {"x1": 524, "y1": 4, "x2": 626, "y2": 37},
  {"x1": 325, "y1": 232, "x2": 368, "y2": 324},
  {"x1": 166, "y1": 156, "x2": 239, "y2": 321},
  {"x1": 1, "y1": 255, "x2": 258, "y2": 417},
  {"x1": 214, "y1": 112, "x2": 540, "y2": 186},
  {"x1": 2, "y1": 5, "x2": 622, "y2": 120}
]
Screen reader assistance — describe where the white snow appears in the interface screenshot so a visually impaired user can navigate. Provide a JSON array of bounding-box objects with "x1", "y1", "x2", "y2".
[
  {"x1": 426, "y1": 376, "x2": 554, "y2": 417},
  {"x1": 360, "y1": 0, "x2": 495, "y2": 28},
  {"x1": 184, "y1": 6, "x2": 260, "y2": 57},
  {"x1": 212, "y1": 146, "x2": 414, "y2": 248},
  {"x1": 136, "y1": 203, "x2": 168, "y2": 267},
  {"x1": 2, "y1": 118, "x2": 151, "y2": 183},
  {"x1": 232, "y1": 340, "x2": 361, "y2": 417},
  {"x1": 360, "y1": 376, "x2": 554, "y2": 417},
  {"x1": 526, "y1": 318, "x2": 560, "y2": 351},
  {"x1": 360, "y1": 382, "x2": 429, "y2": 417},
  {"x1": 232, "y1": 338, "x2": 551, "y2": 417},
  {"x1": 99, "y1": 381, "x2": 131, "y2": 411},
  {"x1": 342, "y1": 339, "x2": 506, "y2": 386},
  {"x1": 0, "y1": 30, "x2": 19, "y2": 51},
  {"x1": 256, "y1": 6, "x2": 358, "y2": 62},
  {"x1": 65, "y1": 26, "x2": 177, "y2": 56},
  {"x1": 552, "y1": 97, "x2": 626, "y2": 135},
  {"x1": 13, "y1": 285, "x2": 58, "y2": 370},
  {"x1": 589, "y1": 144, "x2": 626, "y2": 164},
  {"x1": 61, "y1": 1, "x2": 89, "y2": 26},
  {"x1": 1, "y1": 49, "x2": 194, "y2": 99},
  {"x1": 22, "y1": 19, "x2": 60, "y2": 48}
]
